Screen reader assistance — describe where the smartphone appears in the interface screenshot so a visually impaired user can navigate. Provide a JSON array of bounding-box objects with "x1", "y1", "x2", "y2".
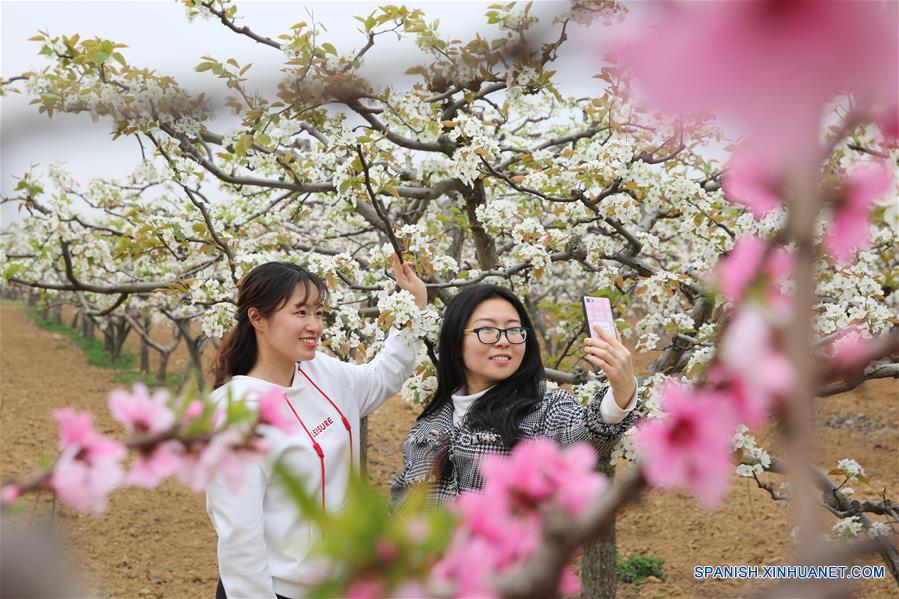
[{"x1": 582, "y1": 296, "x2": 617, "y2": 340}]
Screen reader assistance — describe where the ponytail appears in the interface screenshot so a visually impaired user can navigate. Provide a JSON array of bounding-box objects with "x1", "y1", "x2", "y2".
[{"x1": 210, "y1": 314, "x2": 257, "y2": 389}]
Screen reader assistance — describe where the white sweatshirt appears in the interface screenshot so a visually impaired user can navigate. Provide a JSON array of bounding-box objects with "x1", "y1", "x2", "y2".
[{"x1": 206, "y1": 329, "x2": 419, "y2": 599}]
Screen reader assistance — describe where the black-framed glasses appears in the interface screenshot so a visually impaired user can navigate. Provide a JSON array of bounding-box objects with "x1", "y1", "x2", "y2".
[{"x1": 463, "y1": 326, "x2": 528, "y2": 345}]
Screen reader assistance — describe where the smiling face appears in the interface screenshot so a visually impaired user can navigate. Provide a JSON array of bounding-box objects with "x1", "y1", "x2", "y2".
[
  {"x1": 254, "y1": 282, "x2": 325, "y2": 364},
  {"x1": 461, "y1": 297, "x2": 527, "y2": 394}
]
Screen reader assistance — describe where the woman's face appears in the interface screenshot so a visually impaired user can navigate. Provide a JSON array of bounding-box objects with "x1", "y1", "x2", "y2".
[
  {"x1": 257, "y1": 283, "x2": 325, "y2": 364},
  {"x1": 461, "y1": 297, "x2": 527, "y2": 394}
]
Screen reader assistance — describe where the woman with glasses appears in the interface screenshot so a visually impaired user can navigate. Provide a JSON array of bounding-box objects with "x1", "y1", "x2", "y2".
[{"x1": 391, "y1": 283, "x2": 640, "y2": 507}]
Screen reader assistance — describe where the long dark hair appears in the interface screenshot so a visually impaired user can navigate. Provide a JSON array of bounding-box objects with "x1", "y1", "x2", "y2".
[
  {"x1": 210, "y1": 262, "x2": 329, "y2": 389},
  {"x1": 418, "y1": 284, "x2": 545, "y2": 447}
]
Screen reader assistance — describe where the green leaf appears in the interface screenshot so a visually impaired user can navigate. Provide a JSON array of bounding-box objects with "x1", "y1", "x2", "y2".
[
  {"x1": 321, "y1": 42, "x2": 337, "y2": 55},
  {"x1": 274, "y1": 461, "x2": 327, "y2": 526},
  {"x1": 91, "y1": 49, "x2": 111, "y2": 65},
  {"x1": 235, "y1": 133, "x2": 253, "y2": 156}
]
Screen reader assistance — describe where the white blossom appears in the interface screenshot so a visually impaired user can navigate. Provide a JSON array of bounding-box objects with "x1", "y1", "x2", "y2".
[
  {"x1": 832, "y1": 516, "x2": 864, "y2": 541},
  {"x1": 836, "y1": 458, "x2": 865, "y2": 480}
]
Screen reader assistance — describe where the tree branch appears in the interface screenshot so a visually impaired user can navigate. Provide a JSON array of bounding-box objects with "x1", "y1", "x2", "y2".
[
  {"x1": 200, "y1": 1, "x2": 281, "y2": 49},
  {"x1": 496, "y1": 467, "x2": 647, "y2": 599},
  {"x1": 346, "y1": 99, "x2": 455, "y2": 154}
]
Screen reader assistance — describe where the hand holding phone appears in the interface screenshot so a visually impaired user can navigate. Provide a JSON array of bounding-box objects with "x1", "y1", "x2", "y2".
[
  {"x1": 582, "y1": 296, "x2": 618, "y2": 340},
  {"x1": 582, "y1": 295, "x2": 636, "y2": 407}
]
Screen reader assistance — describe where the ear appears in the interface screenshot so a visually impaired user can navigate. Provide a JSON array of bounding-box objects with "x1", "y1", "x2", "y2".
[{"x1": 247, "y1": 307, "x2": 266, "y2": 333}]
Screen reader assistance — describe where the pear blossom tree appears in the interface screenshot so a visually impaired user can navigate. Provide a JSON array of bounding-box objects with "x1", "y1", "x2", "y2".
[{"x1": 2, "y1": 0, "x2": 898, "y2": 597}]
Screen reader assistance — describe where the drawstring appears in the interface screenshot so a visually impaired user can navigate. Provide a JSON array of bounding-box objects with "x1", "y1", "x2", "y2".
[
  {"x1": 281, "y1": 368, "x2": 354, "y2": 510},
  {"x1": 282, "y1": 395, "x2": 326, "y2": 510},
  {"x1": 297, "y1": 368, "x2": 354, "y2": 474}
]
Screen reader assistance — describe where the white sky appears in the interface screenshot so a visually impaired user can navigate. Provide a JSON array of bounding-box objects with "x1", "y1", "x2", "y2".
[{"x1": 0, "y1": 0, "x2": 613, "y2": 228}]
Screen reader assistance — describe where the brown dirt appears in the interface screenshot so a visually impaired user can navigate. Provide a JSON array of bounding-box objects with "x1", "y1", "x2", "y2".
[{"x1": 1, "y1": 303, "x2": 896, "y2": 598}]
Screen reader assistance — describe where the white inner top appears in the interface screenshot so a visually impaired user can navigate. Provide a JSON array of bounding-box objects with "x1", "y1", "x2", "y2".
[{"x1": 450, "y1": 386, "x2": 493, "y2": 426}]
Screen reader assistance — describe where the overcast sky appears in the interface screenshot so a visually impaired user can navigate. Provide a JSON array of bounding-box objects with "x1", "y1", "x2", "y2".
[{"x1": 0, "y1": 0, "x2": 612, "y2": 228}]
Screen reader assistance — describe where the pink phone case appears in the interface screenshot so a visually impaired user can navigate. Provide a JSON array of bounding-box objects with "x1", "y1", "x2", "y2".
[{"x1": 582, "y1": 296, "x2": 617, "y2": 339}]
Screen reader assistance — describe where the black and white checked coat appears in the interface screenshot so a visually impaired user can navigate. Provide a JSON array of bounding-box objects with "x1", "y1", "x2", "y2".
[{"x1": 390, "y1": 386, "x2": 640, "y2": 507}]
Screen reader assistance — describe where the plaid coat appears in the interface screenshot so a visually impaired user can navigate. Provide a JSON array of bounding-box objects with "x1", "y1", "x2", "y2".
[{"x1": 390, "y1": 386, "x2": 640, "y2": 507}]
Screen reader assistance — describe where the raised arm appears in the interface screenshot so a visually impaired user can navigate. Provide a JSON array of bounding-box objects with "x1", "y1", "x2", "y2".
[
  {"x1": 540, "y1": 387, "x2": 640, "y2": 456},
  {"x1": 348, "y1": 254, "x2": 428, "y2": 416}
]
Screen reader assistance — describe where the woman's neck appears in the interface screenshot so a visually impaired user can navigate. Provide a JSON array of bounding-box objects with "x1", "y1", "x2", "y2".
[
  {"x1": 462, "y1": 376, "x2": 494, "y2": 396},
  {"x1": 246, "y1": 353, "x2": 295, "y2": 388}
]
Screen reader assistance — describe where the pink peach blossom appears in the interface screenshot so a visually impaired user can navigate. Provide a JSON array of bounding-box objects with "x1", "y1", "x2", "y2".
[
  {"x1": 404, "y1": 516, "x2": 430, "y2": 544},
  {"x1": 830, "y1": 328, "x2": 872, "y2": 373},
  {"x1": 721, "y1": 308, "x2": 794, "y2": 401},
  {"x1": 256, "y1": 387, "x2": 296, "y2": 434},
  {"x1": 617, "y1": 1, "x2": 897, "y2": 157},
  {"x1": 714, "y1": 236, "x2": 768, "y2": 301},
  {"x1": 125, "y1": 440, "x2": 184, "y2": 488},
  {"x1": 49, "y1": 414, "x2": 127, "y2": 515},
  {"x1": 51, "y1": 447, "x2": 125, "y2": 514},
  {"x1": 431, "y1": 535, "x2": 501, "y2": 599},
  {"x1": 53, "y1": 408, "x2": 95, "y2": 450},
  {"x1": 713, "y1": 237, "x2": 793, "y2": 320},
  {"x1": 824, "y1": 163, "x2": 893, "y2": 265},
  {"x1": 108, "y1": 384, "x2": 175, "y2": 436},
  {"x1": 177, "y1": 429, "x2": 264, "y2": 492},
  {"x1": 1, "y1": 483, "x2": 21, "y2": 505},
  {"x1": 558, "y1": 565, "x2": 582, "y2": 597},
  {"x1": 182, "y1": 400, "x2": 204, "y2": 422},
  {"x1": 724, "y1": 151, "x2": 784, "y2": 219},
  {"x1": 636, "y1": 382, "x2": 736, "y2": 508},
  {"x1": 345, "y1": 579, "x2": 385, "y2": 599},
  {"x1": 875, "y1": 107, "x2": 899, "y2": 147},
  {"x1": 705, "y1": 366, "x2": 771, "y2": 430},
  {"x1": 389, "y1": 582, "x2": 430, "y2": 598},
  {"x1": 433, "y1": 439, "x2": 606, "y2": 597}
]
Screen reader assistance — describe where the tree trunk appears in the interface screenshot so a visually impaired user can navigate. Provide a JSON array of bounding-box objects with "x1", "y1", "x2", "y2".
[
  {"x1": 179, "y1": 361, "x2": 206, "y2": 393},
  {"x1": 182, "y1": 337, "x2": 207, "y2": 391},
  {"x1": 104, "y1": 320, "x2": 115, "y2": 354},
  {"x1": 51, "y1": 304, "x2": 62, "y2": 324},
  {"x1": 582, "y1": 453, "x2": 618, "y2": 599},
  {"x1": 82, "y1": 315, "x2": 94, "y2": 342},
  {"x1": 70, "y1": 309, "x2": 80, "y2": 329},
  {"x1": 359, "y1": 416, "x2": 369, "y2": 479},
  {"x1": 41, "y1": 305, "x2": 49, "y2": 320},
  {"x1": 110, "y1": 317, "x2": 131, "y2": 365},
  {"x1": 156, "y1": 352, "x2": 170, "y2": 387},
  {"x1": 140, "y1": 330, "x2": 151, "y2": 375}
]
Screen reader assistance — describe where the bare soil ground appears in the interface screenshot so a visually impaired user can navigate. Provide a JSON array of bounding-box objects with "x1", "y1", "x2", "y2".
[{"x1": 2, "y1": 303, "x2": 896, "y2": 598}]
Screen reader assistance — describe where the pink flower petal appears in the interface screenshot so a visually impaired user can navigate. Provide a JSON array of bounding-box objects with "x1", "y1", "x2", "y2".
[
  {"x1": 256, "y1": 388, "x2": 295, "y2": 434},
  {"x1": 724, "y1": 151, "x2": 784, "y2": 219},
  {"x1": 824, "y1": 163, "x2": 892, "y2": 264}
]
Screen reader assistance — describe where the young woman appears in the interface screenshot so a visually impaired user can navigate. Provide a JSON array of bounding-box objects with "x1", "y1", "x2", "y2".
[
  {"x1": 391, "y1": 284, "x2": 639, "y2": 506},
  {"x1": 207, "y1": 258, "x2": 426, "y2": 599}
]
